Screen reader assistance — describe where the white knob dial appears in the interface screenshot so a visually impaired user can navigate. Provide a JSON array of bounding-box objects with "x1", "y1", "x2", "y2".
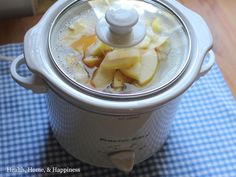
[
  {"x1": 105, "y1": 5, "x2": 139, "y2": 34},
  {"x1": 96, "y1": 5, "x2": 146, "y2": 48}
]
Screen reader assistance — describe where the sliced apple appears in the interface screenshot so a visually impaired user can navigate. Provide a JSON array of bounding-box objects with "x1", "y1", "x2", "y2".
[
  {"x1": 71, "y1": 35, "x2": 97, "y2": 56},
  {"x1": 152, "y1": 17, "x2": 159, "y2": 33},
  {"x1": 83, "y1": 56, "x2": 102, "y2": 68},
  {"x1": 138, "y1": 50, "x2": 158, "y2": 85},
  {"x1": 91, "y1": 67, "x2": 115, "y2": 88},
  {"x1": 63, "y1": 20, "x2": 86, "y2": 42},
  {"x1": 68, "y1": 20, "x2": 86, "y2": 33},
  {"x1": 64, "y1": 19, "x2": 95, "y2": 43},
  {"x1": 149, "y1": 36, "x2": 169, "y2": 51},
  {"x1": 157, "y1": 52, "x2": 168, "y2": 61},
  {"x1": 147, "y1": 27, "x2": 157, "y2": 39},
  {"x1": 154, "y1": 36, "x2": 169, "y2": 51},
  {"x1": 112, "y1": 70, "x2": 128, "y2": 90},
  {"x1": 101, "y1": 49, "x2": 140, "y2": 69},
  {"x1": 120, "y1": 62, "x2": 141, "y2": 80},
  {"x1": 74, "y1": 63, "x2": 89, "y2": 83},
  {"x1": 135, "y1": 36, "x2": 151, "y2": 49},
  {"x1": 86, "y1": 40, "x2": 113, "y2": 57}
]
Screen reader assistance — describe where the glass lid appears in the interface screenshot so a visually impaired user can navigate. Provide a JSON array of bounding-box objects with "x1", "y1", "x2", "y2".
[{"x1": 48, "y1": 0, "x2": 191, "y2": 99}]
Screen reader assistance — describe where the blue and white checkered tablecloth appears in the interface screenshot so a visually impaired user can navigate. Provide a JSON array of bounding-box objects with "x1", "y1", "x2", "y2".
[{"x1": 0, "y1": 43, "x2": 236, "y2": 177}]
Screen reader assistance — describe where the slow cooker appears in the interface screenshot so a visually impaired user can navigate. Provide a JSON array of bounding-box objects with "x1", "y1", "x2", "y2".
[{"x1": 10, "y1": 0, "x2": 214, "y2": 172}]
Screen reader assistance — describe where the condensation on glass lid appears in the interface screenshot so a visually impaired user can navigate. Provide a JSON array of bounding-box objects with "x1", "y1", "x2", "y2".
[{"x1": 49, "y1": 0, "x2": 190, "y2": 96}]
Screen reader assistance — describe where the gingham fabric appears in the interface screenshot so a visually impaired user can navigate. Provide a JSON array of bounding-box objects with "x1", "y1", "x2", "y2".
[{"x1": 0, "y1": 43, "x2": 236, "y2": 177}]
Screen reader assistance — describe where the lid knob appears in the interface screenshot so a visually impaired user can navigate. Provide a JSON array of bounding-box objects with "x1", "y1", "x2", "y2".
[
  {"x1": 96, "y1": 5, "x2": 146, "y2": 48},
  {"x1": 105, "y1": 6, "x2": 139, "y2": 35}
]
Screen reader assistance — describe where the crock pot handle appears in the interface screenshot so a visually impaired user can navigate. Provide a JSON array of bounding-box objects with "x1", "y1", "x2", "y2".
[
  {"x1": 181, "y1": 4, "x2": 214, "y2": 79},
  {"x1": 10, "y1": 54, "x2": 48, "y2": 93},
  {"x1": 198, "y1": 50, "x2": 215, "y2": 78}
]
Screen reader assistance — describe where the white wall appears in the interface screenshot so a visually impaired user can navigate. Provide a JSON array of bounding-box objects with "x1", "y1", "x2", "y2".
[{"x1": 0, "y1": 0, "x2": 37, "y2": 19}]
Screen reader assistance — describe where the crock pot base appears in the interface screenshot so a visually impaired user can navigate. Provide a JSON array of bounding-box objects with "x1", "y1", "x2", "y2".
[
  {"x1": 46, "y1": 88, "x2": 180, "y2": 169},
  {"x1": 1, "y1": 43, "x2": 236, "y2": 177}
]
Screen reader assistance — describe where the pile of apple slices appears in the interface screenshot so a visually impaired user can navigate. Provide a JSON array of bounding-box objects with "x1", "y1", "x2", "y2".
[
  {"x1": 64, "y1": 17, "x2": 169, "y2": 92},
  {"x1": 92, "y1": 48, "x2": 159, "y2": 90}
]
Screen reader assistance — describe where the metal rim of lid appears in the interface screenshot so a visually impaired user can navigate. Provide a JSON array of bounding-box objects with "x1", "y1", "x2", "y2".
[{"x1": 48, "y1": 0, "x2": 192, "y2": 100}]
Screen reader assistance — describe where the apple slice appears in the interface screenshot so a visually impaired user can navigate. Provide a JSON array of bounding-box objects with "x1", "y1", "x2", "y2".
[
  {"x1": 135, "y1": 36, "x2": 151, "y2": 49},
  {"x1": 147, "y1": 27, "x2": 157, "y2": 39},
  {"x1": 152, "y1": 17, "x2": 159, "y2": 33},
  {"x1": 138, "y1": 50, "x2": 158, "y2": 85},
  {"x1": 68, "y1": 20, "x2": 86, "y2": 33},
  {"x1": 112, "y1": 70, "x2": 132, "y2": 91},
  {"x1": 71, "y1": 35, "x2": 97, "y2": 56},
  {"x1": 148, "y1": 36, "x2": 169, "y2": 51},
  {"x1": 157, "y1": 52, "x2": 168, "y2": 61},
  {"x1": 83, "y1": 56, "x2": 102, "y2": 68},
  {"x1": 91, "y1": 67, "x2": 115, "y2": 88},
  {"x1": 63, "y1": 20, "x2": 86, "y2": 42},
  {"x1": 74, "y1": 63, "x2": 89, "y2": 83},
  {"x1": 120, "y1": 62, "x2": 141, "y2": 80},
  {"x1": 101, "y1": 49, "x2": 140, "y2": 69},
  {"x1": 112, "y1": 71, "x2": 125, "y2": 89},
  {"x1": 86, "y1": 40, "x2": 113, "y2": 57},
  {"x1": 154, "y1": 36, "x2": 169, "y2": 51}
]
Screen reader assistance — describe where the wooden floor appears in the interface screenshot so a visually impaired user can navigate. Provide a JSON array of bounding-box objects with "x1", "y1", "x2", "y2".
[
  {"x1": 179, "y1": 0, "x2": 236, "y2": 99},
  {"x1": 0, "y1": 0, "x2": 236, "y2": 98}
]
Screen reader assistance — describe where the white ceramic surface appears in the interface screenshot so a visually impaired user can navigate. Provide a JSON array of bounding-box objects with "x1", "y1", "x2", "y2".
[{"x1": 10, "y1": 0, "x2": 214, "y2": 172}]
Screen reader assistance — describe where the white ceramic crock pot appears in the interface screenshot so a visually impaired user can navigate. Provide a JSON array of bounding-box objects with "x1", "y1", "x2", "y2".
[{"x1": 10, "y1": 0, "x2": 214, "y2": 172}]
